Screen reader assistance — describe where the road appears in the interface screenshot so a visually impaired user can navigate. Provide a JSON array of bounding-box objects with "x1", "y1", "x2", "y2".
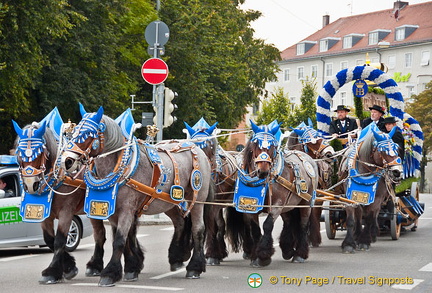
[{"x1": 1, "y1": 194, "x2": 432, "y2": 293}]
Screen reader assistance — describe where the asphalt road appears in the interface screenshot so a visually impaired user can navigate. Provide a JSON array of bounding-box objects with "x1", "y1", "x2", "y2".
[{"x1": 1, "y1": 194, "x2": 432, "y2": 293}]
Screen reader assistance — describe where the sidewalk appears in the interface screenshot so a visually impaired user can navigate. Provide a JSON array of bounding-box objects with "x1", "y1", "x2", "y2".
[{"x1": 138, "y1": 213, "x2": 171, "y2": 225}]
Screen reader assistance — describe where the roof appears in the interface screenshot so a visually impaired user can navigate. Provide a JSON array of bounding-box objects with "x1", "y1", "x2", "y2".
[{"x1": 280, "y1": 1, "x2": 432, "y2": 62}]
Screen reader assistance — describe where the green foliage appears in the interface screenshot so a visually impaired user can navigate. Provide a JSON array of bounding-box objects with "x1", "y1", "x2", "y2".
[
  {"x1": 353, "y1": 96, "x2": 365, "y2": 120},
  {"x1": 368, "y1": 86, "x2": 385, "y2": 95},
  {"x1": 256, "y1": 87, "x2": 292, "y2": 127},
  {"x1": 159, "y1": 0, "x2": 280, "y2": 138},
  {"x1": 289, "y1": 77, "x2": 318, "y2": 127},
  {"x1": 395, "y1": 177, "x2": 419, "y2": 194}
]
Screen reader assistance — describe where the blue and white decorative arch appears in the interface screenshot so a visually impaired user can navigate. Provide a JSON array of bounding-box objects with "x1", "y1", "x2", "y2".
[{"x1": 316, "y1": 65, "x2": 423, "y2": 175}]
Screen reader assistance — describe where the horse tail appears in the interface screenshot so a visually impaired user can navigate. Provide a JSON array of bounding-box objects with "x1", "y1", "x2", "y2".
[{"x1": 225, "y1": 207, "x2": 244, "y2": 253}]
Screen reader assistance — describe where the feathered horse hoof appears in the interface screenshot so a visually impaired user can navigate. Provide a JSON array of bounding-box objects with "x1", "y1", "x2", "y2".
[
  {"x1": 85, "y1": 267, "x2": 101, "y2": 277},
  {"x1": 206, "y1": 257, "x2": 220, "y2": 265},
  {"x1": 39, "y1": 275, "x2": 62, "y2": 285},
  {"x1": 250, "y1": 258, "x2": 271, "y2": 268},
  {"x1": 98, "y1": 277, "x2": 115, "y2": 287},
  {"x1": 342, "y1": 245, "x2": 355, "y2": 254},
  {"x1": 124, "y1": 271, "x2": 139, "y2": 282},
  {"x1": 185, "y1": 270, "x2": 201, "y2": 279},
  {"x1": 64, "y1": 266, "x2": 78, "y2": 280},
  {"x1": 170, "y1": 262, "x2": 184, "y2": 271}
]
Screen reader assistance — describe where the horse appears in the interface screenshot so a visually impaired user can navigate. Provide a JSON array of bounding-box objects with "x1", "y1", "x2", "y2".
[
  {"x1": 226, "y1": 120, "x2": 319, "y2": 267},
  {"x1": 337, "y1": 123, "x2": 403, "y2": 253},
  {"x1": 286, "y1": 121, "x2": 335, "y2": 247},
  {"x1": 184, "y1": 118, "x2": 238, "y2": 265},
  {"x1": 12, "y1": 109, "x2": 108, "y2": 284},
  {"x1": 60, "y1": 105, "x2": 212, "y2": 286}
]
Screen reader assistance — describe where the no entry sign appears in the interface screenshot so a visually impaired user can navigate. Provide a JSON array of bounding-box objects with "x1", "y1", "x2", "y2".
[{"x1": 141, "y1": 58, "x2": 169, "y2": 85}]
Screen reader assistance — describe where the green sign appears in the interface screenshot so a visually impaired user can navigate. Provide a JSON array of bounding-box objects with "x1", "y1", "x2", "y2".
[
  {"x1": 392, "y1": 72, "x2": 411, "y2": 83},
  {"x1": 0, "y1": 206, "x2": 22, "y2": 224}
]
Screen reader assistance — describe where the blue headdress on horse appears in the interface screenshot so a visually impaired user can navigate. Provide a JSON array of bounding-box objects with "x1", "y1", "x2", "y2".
[
  {"x1": 250, "y1": 119, "x2": 281, "y2": 151},
  {"x1": 72, "y1": 103, "x2": 105, "y2": 144},
  {"x1": 13, "y1": 120, "x2": 47, "y2": 163},
  {"x1": 184, "y1": 117, "x2": 218, "y2": 149}
]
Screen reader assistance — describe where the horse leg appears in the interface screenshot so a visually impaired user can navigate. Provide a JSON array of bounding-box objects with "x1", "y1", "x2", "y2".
[
  {"x1": 251, "y1": 213, "x2": 276, "y2": 268},
  {"x1": 341, "y1": 206, "x2": 357, "y2": 253},
  {"x1": 185, "y1": 203, "x2": 206, "y2": 279},
  {"x1": 357, "y1": 206, "x2": 379, "y2": 251},
  {"x1": 40, "y1": 213, "x2": 77, "y2": 284},
  {"x1": 293, "y1": 208, "x2": 311, "y2": 262},
  {"x1": 353, "y1": 207, "x2": 363, "y2": 242},
  {"x1": 308, "y1": 205, "x2": 322, "y2": 247},
  {"x1": 205, "y1": 207, "x2": 227, "y2": 265},
  {"x1": 279, "y1": 211, "x2": 296, "y2": 261},
  {"x1": 85, "y1": 219, "x2": 106, "y2": 277},
  {"x1": 99, "y1": 211, "x2": 134, "y2": 287},
  {"x1": 123, "y1": 216, "x2": 145, "y2": 281},
  {"x1": 41, "y1": 218, "x2": 55, "y2": 251},
  {"x1": 245, "y1": 214, "x2": 261, "y2": 261},
  {"x1": 165, "y1": 207, "x2": 191, "y2": 272}
]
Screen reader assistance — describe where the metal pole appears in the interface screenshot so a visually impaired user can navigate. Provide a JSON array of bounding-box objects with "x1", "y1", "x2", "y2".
[
  {"x1": 157, "y1": 0, "x2": 160, "y2": 11},
  {"x1": 156, "y1": 83, "x2": 164, "y2": 142}
]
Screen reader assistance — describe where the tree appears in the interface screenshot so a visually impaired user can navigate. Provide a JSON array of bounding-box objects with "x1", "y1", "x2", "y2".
[
  {"x1": 256, "y1": 87, "x2": 293, "y2": 126},
  {"x1": 406, "y1": 80, "x2": 432, "y2": 192},
  {"x1": 159, "y1": 0, "x2": 280, "y2": 138},
  {"x1": 290, "y1": 77, "x2": 318, "y2": 127}
]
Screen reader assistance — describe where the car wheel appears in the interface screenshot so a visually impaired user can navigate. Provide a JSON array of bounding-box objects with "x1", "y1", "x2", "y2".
[{"x1": 66, "y1": 216, "x2": 82, "y2": 252}]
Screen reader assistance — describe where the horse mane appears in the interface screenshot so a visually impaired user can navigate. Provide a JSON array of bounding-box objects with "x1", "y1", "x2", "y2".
[
  {"x1": 242, "y1": 140, "x2": 255, "y2": 173},
  {"x1": 356, "y1": 130, "x2": 375, "y2": 171},
  {"x1": 286, "y1": 132, "x2": 301, "y2": 151},
  {"x1": 102, "y1": 115, "x2": 124, "y2": 153}
]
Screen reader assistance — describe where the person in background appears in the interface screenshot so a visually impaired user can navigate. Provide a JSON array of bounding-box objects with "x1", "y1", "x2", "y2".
[
  {"x1": 383, "y1": 116, "x2": 405, "y2": 160},
  {"x1": 329, "y1": 105, "x2": 358, "y2": 139},
  {"x1": 0, "y1": 178, "x2": 15, "y2": 198},
  {"x1": 361, "y1": 104, "x2": 386, "y2": 131}
]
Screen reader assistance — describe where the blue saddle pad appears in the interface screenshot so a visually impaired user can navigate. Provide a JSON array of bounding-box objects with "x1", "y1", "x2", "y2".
[
  {"x1": 233, "y1": 178, "x2": 268, "y2": 213},
  {"x1": 84, "y1": 184, "x2": 119, "y2": 220},
  {"x1": 19, "y1": 190, "x2": 53, "y2": 223},
  {"x1": 346, "y1": 169, "x2": 380, "y2": 205}
]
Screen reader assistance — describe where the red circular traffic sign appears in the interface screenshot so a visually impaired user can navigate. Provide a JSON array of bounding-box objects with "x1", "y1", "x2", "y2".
[{"x1": 141, "y1": 58, "x2": 169, "y2": 85}]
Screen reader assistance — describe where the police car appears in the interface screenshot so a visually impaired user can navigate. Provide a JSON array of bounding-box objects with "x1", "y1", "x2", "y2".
[{"x1": 0, "y1": 155, "x2": 92, "y2": 251}]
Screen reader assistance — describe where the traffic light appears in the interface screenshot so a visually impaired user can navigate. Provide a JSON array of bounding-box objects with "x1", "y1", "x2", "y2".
[{"x1": 163, "y1": 87, "x2": 177, "y2": 128}]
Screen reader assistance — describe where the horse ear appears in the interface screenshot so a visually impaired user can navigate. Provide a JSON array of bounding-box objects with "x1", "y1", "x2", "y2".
[
  {"x1": 94, "y1": 106, "x2": 104, "y2": 123},
  {"x1": 293, "y1": 128, "x2": 304, "y2": 137},
  {"x1": 308, "y1": 118, "x2": 313, "y2": 128},
  {"x1": 250, "y1": 119, "x2": 261, "y2": 134},
  {"x1": 12, "y1": 120, "x2": 25, "y2": 139},
  {"x1": 389, "y1": 126, "x2": 397, "y2": 138},
  {"x1": 206, "y1": 122, "x2": 218, "y2": 135},
  {"x1": 33, "y1": 121, "x2": 47, "y2": 138},
  {"x1": 79, "y1": 102, "x2": 87, "y2": 117},
  {"x1": 270, "y1": 122, "x2": 282, "y2": 135},
  {"x1": 371, "y1": 124, "x2": 384, "y2": 141},
  {"x1": 184, "y1": 122, "x2": 195, "y2": 137}
]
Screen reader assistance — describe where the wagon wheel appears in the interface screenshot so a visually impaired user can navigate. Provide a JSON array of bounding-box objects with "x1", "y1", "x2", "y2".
[
  {"x1": 323, "y1": 200, "x2": 336, "y2": 239},
  {"x1": 410, "y1": 181, "x2": 420, "y2": 232},
  {"x1": 390, "y1": 197, "x2": 401, "y2": 240}
]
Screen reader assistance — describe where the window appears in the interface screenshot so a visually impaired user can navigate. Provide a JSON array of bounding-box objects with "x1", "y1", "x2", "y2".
[
  {"x1": 320, "y1": 40, "x2": 328, "y2": 52},
  {"x1": 297, "y1": 67, "x2": 304, "y2": 80},
  {"x1": 369, "y1": 32, "x2": 378, "y2": 45},
  {"x1": 340, "y1": 61, "x2": 348, "y2": 70},
  {"x1": 388, "y1": 55, "x2": 396, "y2": 69},
  {"x1": 284, "y1": 69, "x2": 290, "y2": 82},
  {"x1": 297, "y1": 43, "x2": 305, "y2": 55},
  {"x1": 325, "y1": 63, "x2": 333, "y2": 77},
  {"x1": 395, "y1": 28, "x2": 405, "y2": 41},
  {"x1": 311, "y1": 65, "x2": 318, "y2": 78},
  {"x1": 290, "y1": 97, "x2": 296, "y2": 110},
  {"x1": 340, "y1": 92, "x2": 347, "y2": 106},
  {"x1": 343, "y1": 36, "x2": 352, "y2": 49},
  {"x1": 405, "y1": 53, "x2": 413, "y2": 68},
  {"x1": 421, "y1": 51, "x2": 430, "y2": 66}
]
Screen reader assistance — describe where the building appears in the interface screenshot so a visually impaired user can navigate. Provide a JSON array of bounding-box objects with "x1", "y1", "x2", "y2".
[{"x1": 265, "y1": 1, "x2": 432, "y2": 111}]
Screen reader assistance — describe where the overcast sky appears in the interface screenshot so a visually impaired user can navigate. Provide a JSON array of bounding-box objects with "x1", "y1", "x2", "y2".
[{"x1": 241, "y1": 0, "x2": 429, "y2": 50}]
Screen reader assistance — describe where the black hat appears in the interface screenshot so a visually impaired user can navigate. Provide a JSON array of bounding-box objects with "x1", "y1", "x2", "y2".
[
  {"x1": 334, "y1": 105, "x2": 350, "y2": 112},
  {"x1": 369, "y1": 104, "x2": 386, "y2": 114},
  {"x1": 383, "y1": 116, "x2": 397, "y2": 124}
]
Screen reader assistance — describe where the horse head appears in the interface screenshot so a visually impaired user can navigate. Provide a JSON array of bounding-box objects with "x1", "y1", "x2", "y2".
[
  {"x1": 13, "y1": 120, "x2": 49, "y2": 193},
  {"x1": 371, "y1": 124, "x2": 403, "y2": 182},
  {"x1": 61, "y1": 103, "x2": 105, "y2": 174},
  {"x1": 291, "y1": 122, "x2": 335, "y2": 159},
  {"x1": 184, "y1": 118, "x2": 218, "y2": 160},
  {"x1": 245, "y1": 120, "x2": 280, "y2": 179}
]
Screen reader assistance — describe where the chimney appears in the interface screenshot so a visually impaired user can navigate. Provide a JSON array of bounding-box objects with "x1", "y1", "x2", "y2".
[
  {"x1": 394, "y1": 1, "x2": 408, "y2": 11},
  {"x1": 322, "y1": 15, "x2": 330, "y2": 28}
]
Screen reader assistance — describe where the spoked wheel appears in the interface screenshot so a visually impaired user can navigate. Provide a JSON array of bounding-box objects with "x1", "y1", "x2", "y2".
[
  {"x1": 323, "y1": 201, "x2": 336, "y2": 239},
  {"x1": 390, "y1": 198, "x2": 401, "y2": 240}
]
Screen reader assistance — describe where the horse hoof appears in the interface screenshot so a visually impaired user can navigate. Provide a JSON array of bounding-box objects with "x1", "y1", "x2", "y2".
[
  {"x1": 282, "y1": 250, "x2": 295, "y2": 260},
  {"x1": 98, "y1": 277, "x2": 115, "y2": 287},
  {"x1": 358, "y1": 244, "x2": 370, "y2": 251},
  {"x1": 185, "y1": 270, "x2": 201, "y2": 279},
  {"x1": 64, "y1": 267, "x2": 78, "y2": 280},
  {"x1": 251, "y1": 258, "x2": 271, "y2": 268},
  {"x1": 206, "y1": 257, "x2": 220, "y2": 266},
  {"x1": 342, "y1": 246, "x2": 355, "y2": 254},
  {"x1": 242, "y1": 252, "x2": 251, "y2": 260},
  {"x1": 39, "y1": 275, "x2": 62, "y2": 285},
  {"x1": 124, "y1": 272, "x2": 139, "y2": 282},
  {"x1": 170, "y1": 262, "x2": 184, "y2": 272},
  {"x1": 85, "y1": 268, "x2": 101, "y2": 277},
  {"x1": 292, "y1": 256, "x2": 305, "y2": 263}
]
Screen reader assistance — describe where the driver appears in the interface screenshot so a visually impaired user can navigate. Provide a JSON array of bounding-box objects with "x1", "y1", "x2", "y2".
[{"x1": 0, "y1": 178, "x2": 15, "y2": 198}]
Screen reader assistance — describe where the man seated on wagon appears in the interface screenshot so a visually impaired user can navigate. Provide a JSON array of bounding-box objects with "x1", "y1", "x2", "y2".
[
  {"x1": 361, "y1": 104, "x2": 386, "y2": 131},
  {"x1": 329, "y1": 105, "x2": 358, "y2": 147},
  {"x1": 382, "y1": 116, "x2": 405, "y2": 160}
]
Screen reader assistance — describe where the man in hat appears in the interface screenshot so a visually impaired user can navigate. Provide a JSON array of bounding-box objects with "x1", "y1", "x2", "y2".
[
  {"x1": 361, "y1": 104, "x2": 386, "y2": 130},
  {"x1": 329, "y1": 105, "x2": 358, "y2": 138},
  {"x1": 383, "y1": 116, "x2": 405, "y2": 160}
]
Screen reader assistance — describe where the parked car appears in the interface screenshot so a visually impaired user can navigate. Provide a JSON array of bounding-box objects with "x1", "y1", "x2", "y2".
[{"x1": 0, "y1": 155, "x2": 93, "y2": 251}]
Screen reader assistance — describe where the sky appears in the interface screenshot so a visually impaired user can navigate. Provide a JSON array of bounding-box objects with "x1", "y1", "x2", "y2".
[{"x1": 241, "y1": 0, "x2": 429, "y2": 50}]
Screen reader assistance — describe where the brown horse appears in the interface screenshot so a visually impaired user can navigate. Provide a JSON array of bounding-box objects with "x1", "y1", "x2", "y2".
[
  {"x1": 286, "y1": 123, "x2": 335, "y2": 247},
  {"x1": 12, "y1": 115, "x2": 108, "y2": 284},
  {"x1": 226, "y1": 120, "x2": 318, "y2": 267},
  {"x1": 60, "y1": 106, "x2": 213, "y2": 286}
]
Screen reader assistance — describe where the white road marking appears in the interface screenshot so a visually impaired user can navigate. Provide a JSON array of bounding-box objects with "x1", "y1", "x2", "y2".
[
  {"x1": 137, "y1": 234, "x2": 150, "y2": 238},
  {"x1": 320, "y1": 229, "x2": 326, "y2": 233},
  {"x1": 419, "y1": 217, "x2": 432, "y2": 220},
  {"x1": 0, "y1": 255, "x2": 38, "y2": 262},
  {"x1": 150, "y1": 268, "x2": 186, "y2": 280},
  {"x1": 392, "y1": 279, "x2": 423, "y2": 290},
  {"x1": 72, "y1": 283, "x2": 183, "y2": 291},
  {"x1": 160, "y1": 227, "x2": 175, "y2": 231},
  {"x1": 78, "y1": 234, "x2": 148, "y2": 249},
  {"x1": 419, "y1": 263, "x2": 432, "y2": 272}
]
